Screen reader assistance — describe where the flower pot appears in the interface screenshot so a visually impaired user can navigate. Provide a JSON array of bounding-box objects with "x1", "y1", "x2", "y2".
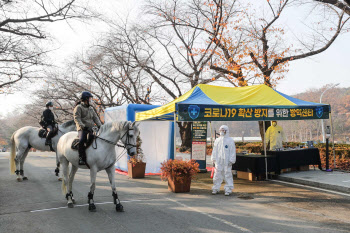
[
  {"x1": 128, "y1": 162, "x2": 146, "y2": 178},
  {"x1": 167, "y1": 175, "x2": 191, "y2": 193}
]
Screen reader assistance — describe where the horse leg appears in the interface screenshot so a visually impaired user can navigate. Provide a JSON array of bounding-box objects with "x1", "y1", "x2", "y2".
[
  {"x1": 68, "y1": 165, "x2": 78, "y2": 204},
  {"x1": 105, "y1": 164, "x2": 123, "y2": 212},
  {"x1": 55, "y1": 151, "x2": 60, "y2": 178},
  {"x1": 60, "y1": 156, "x2": 74, "y2": 208},
  {"x1": 15, "y1": 147, "x2": 26, "y2": 182},
  {"x1": 20, "y1": 148, "x2": 30, "y2": 180},
  {"x1": 56, "y1": 166, "x2": 62, "y2": 181},
  {"x1": 56, "y1": 161, "x2": 62, "y2": 181},
  {"x1": 87, "y1": 167, "x2": 97, "y2": 212}
]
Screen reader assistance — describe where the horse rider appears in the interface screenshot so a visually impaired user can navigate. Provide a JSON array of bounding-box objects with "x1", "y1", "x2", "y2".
[
  {"x1": 41, "y1": 101, "x2": 56, "y2": 146},
  {"x1": 73, "y1": 91, "x2": 102, "y2": 166}
]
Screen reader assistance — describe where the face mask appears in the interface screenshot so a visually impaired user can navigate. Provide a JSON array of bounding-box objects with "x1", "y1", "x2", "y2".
[
  {"x1": 49, "y1": 107, "x2": 53, "y2": 111},
  {"x1": 220, "y1": 132, "x2": 225, "y2": 136},
  {"x1": 272, "y1": 122, "x2": 277, "y2": 127},
  {"x1": 89, "y1": 100, "x2": 94, "y2": 105}
]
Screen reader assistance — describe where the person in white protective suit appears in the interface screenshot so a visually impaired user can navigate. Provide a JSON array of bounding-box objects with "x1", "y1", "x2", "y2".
[
  {"x1": 265, "y1": 121, "x2": 285, "y2": 150},
  {"x1": 211, "y1": 125, "x2": 236, "y2": 196}
]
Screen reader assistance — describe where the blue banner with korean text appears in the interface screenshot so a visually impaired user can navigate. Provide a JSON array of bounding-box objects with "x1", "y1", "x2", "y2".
[{"x1": 178, "y1": 104, "x2": 330, "y2": 122}]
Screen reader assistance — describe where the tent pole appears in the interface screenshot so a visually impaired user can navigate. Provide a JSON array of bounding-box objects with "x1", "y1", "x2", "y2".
[
  {"x1": 210, "y1": 121, "x2": 213, "y2": 147},
  {"x1": 263, "y1": 121, "x2": 268, "y2": 180},
  {"x1": 330, "y1": 112, "x2": 336, "y2": 169},
  {"x1": 174, "y1": 112, "x2": 176, "y2": 160}
]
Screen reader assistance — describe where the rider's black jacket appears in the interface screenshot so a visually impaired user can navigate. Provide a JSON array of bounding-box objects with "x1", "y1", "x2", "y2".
[{"x1": 41, "y1": 109, "x2": 55, "y2": 127}]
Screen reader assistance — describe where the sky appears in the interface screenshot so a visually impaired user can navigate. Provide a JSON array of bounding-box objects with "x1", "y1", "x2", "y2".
[
  {"x1": 0, "y1": 0, "x2": 349, "y2": 117},
  {"x1": 278, "y1": 32, "x2": 350, "y2": 94}
]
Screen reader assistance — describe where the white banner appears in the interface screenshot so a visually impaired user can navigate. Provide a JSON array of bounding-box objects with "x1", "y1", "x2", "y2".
[{"x1": 191, "y1": 142, "x2": 206, "y2": 160}]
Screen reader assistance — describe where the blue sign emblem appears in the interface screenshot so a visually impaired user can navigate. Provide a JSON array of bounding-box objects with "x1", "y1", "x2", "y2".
[
  {"x1": 315, "y1": 107, "x2": 323, "y2": 118},
  {"x1": 188, "y1": 105, "x2": 200, "y2": 120}
]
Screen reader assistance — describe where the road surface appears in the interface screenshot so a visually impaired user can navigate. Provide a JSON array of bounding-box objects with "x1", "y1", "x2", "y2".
[{"x1": 0, "y1": 152, "x2": 349, "y2": 233}]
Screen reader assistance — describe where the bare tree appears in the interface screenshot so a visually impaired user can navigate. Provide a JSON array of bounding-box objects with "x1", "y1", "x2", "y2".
[
  {"x1": 92, "y1": 39, "x2": 155, "y2": 105},
  {"x1": 245, "y1": 0, "x2": 349, "y2": 86},
  {"x1": 121, "y1": 0, "x2": 239, "y2": 150},
  {"x1": 0, "y1": 0, "x2": 96, "y2": 93},
  {"x1": 203, "y1": 0, "x2": 349, "y2": 87},
  {"x1": 34, "y1": 62, "x2": 121, "y2": 120},
  {"x1": 32, "y1": 42, "x2": 154, "y2": 121},
  {"x1": 0, "y1": 110, "x2": 38, "y2": 144}
]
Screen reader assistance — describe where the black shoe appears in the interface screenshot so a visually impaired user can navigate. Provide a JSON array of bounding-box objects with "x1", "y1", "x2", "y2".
[
  {"x1": 78, "y1": 157, "x2": 86, "y2": 166},
  {"x1": 78, "y1": 143, "x2": 88, "y2": 166}
]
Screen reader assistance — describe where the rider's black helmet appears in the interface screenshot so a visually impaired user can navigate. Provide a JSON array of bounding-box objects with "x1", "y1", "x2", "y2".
[
  {"x1": 46, "y1": 101, "x2": 53, "y2": 107},
  {"x1": 80, "y1": 91, "x2": 93, "y2": 101}
]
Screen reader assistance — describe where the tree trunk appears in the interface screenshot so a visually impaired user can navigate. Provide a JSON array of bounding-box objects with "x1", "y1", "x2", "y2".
[
  {"x1": 259, "y1": 121, "x2": 271, "y2": 145},
  {"x1": 177, "y1": 122, "x2": 192, "y2": 152}
]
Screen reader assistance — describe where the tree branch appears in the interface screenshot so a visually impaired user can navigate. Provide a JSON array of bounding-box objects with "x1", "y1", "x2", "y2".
[{"x1": 314, "y1": 0, "x2": 350, "y2": 15}]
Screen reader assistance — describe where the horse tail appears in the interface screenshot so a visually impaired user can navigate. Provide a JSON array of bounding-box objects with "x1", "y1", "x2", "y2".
[
  {"x1": 61, "y1": 157, "x2": 69, "y2": 195},
  {"x1": 61, "y1": 176, "x2": 67, "y2": 195},
  {"x1": 10, "y1": 131, "x2": 17, "y2": 174}
]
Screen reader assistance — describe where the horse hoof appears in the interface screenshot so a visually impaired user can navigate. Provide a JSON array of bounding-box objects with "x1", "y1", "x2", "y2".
[
  {"x1": 17, "y1": 178, "x2": 22, "y2": 182},
  {"x1": 68, "y1": 203, "x2": 74, "y2": 208},
  {"x1": 23, "y1": 177, "x2": 28, "y2": 180},
  {"x1": 116, "y1": 204, "x2": 124, "y2": 212},
  {"x1": 89, "y1": 204, "x2": 96, "y2": 212},
  {"x1": 58, "y1": 177, "x2": 62, "y2": 181}
]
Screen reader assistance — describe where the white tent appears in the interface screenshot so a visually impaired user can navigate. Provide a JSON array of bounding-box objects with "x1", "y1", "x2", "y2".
[{"x1": 104, "y1": 104, "x2": 174, "y2": 174}]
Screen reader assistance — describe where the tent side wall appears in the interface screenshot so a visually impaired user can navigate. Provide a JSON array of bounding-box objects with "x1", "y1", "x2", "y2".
[{"x1": 105, "y1": 106, "x2": 128, "y2": 172}]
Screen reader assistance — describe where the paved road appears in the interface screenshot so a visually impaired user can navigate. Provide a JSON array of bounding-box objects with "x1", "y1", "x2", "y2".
[{"x1": 1, "y1": 152, "x2": 350, "y2": 233}]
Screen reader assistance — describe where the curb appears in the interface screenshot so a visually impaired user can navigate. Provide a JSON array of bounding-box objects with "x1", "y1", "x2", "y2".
[{"x1": 276, "y1": 175, "x2": 350, "y2": 194}]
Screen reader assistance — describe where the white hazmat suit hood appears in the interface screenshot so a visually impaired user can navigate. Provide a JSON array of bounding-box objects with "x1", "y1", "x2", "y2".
[{"x1": 211, "y1": 125, "x2": 236, "y2": 194}]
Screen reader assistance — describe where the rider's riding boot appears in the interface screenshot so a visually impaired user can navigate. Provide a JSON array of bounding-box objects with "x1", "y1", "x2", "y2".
[
  {"x1": 45, "y1": 131, "x2": 53, "y2": 145},
  {"x1": 78, "y1": 144, "x2": 87, "y2": 166}
]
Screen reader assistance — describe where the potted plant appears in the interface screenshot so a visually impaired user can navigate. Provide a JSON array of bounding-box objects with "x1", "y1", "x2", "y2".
[
  {"x1": 128, "y1": 136, "x2": 146, "y2": 178},
  {"x1": 160, "y1": 159, "x2": 199, "y2": 193}
]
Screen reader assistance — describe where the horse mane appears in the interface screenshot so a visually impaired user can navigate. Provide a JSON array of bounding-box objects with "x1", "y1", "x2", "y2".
[
  {"x1": 60, "y1": 120, "x2": 75, "y2": 128},
  {"x1": 99, "y1": 121, "x2": 129, "y2": 134}
]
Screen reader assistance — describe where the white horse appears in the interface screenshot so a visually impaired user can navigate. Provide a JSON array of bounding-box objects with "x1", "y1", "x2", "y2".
[
  {"x1": 10, "y1": 120, "x2": 77, "y2": 181},
  {"x1": 58, "y1": 121, "x2": 139, "y2": 212}
]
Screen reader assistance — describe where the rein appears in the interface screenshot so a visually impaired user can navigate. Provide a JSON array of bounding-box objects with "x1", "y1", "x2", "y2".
[
  {"x1": 94, "y1": 135, "x2": 118, "y2": 146},
  {"x1": 91, "y1": 125, "x2": 136, "y2": 162},
  {"x1": 93, "y1": 127, "x2": 136, "y2": 148}
]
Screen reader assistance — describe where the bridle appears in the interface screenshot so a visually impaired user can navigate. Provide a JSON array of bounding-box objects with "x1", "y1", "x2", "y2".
[
  {"x1": 117, "y1": 127, "x2": 136, "y2": 150},
  {"x1": 92, "y1": 125, "x2": 137, "y2": 162},
  {"x1": 94, "y1": 126, "x2": 136, "y2": 149}
]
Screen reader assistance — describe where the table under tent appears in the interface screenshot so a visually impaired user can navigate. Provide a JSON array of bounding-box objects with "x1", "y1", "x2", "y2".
[{"x1": 135, "y1": 84, "x2": 334, "y2": 180}]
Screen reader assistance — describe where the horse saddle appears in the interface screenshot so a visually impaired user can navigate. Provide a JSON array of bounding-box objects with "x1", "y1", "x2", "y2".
[
  {"x1": 38, "y1": 127, "x2": 58, "y2": 138},
  {"x1": 71, "y1": 133, "x2": 95, "y2": 150}
]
